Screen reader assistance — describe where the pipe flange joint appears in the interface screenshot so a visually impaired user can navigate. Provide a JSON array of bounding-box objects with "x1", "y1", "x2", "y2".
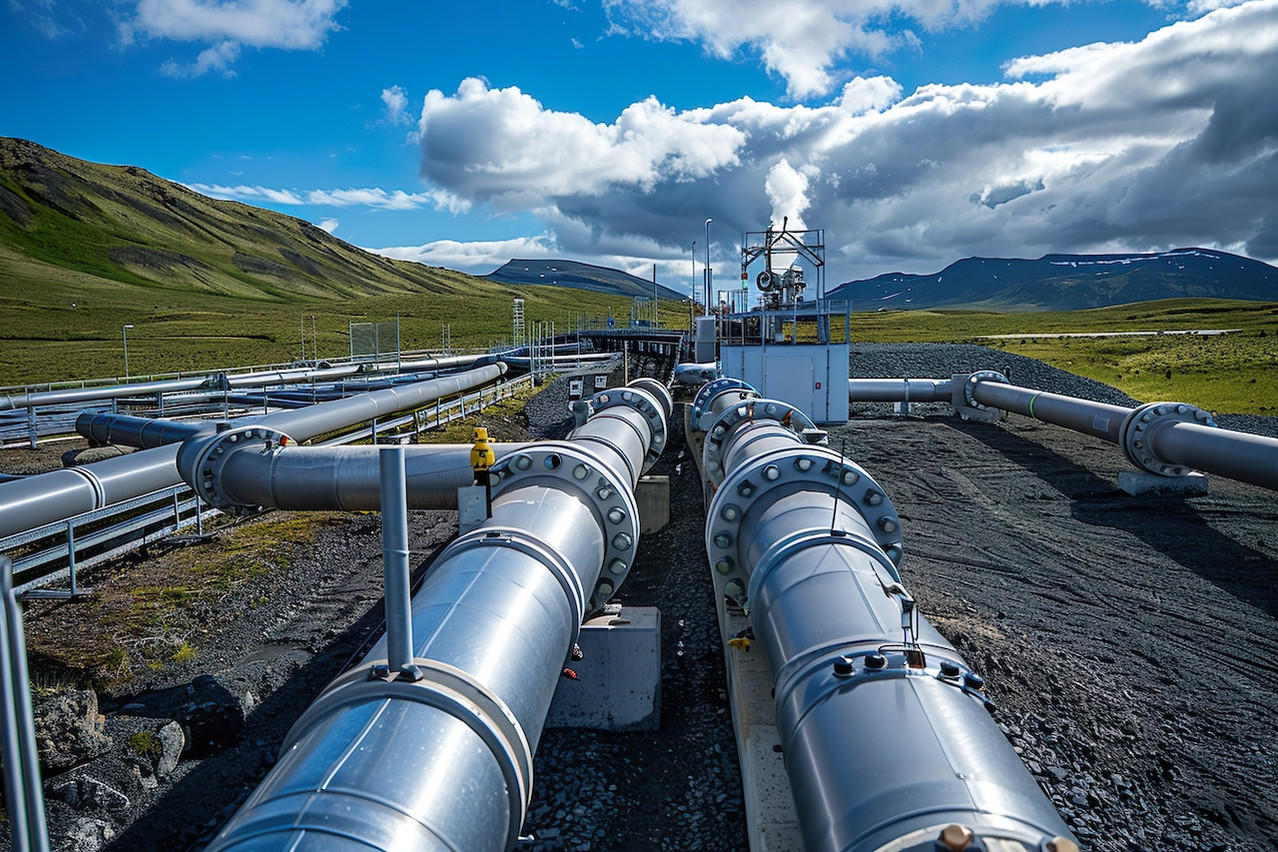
[
  {"x1": 489, "y1": 441, "x2": 639, "y2": 608},
  {"x1": 691, "y1": 377, "x2": 756, "y2": 429},
  {"x1": 590, "y1": 385, "x2": 668, "y2": 474},
  {"x1": 626, "y1": 377, "x2": 674, "y2": 420},
  {"x1": 702, "y1": 398, "x2": 818, "y2": 486},
  {"x1": 706, "y1": 446, "x2": 904, "y2": 610},
  {"x1": 1119, "y1": 401, "x2": 1216, "y2": 477},
  {"x1": 281, "y1": 658, "x2": 533, "y2": 850},
  {"x1": 186, "y1": 425, "x2": 294, "y2": 512},
  {"x1": 962, "y1": 370, "x2": 1010, "y2": 410}
]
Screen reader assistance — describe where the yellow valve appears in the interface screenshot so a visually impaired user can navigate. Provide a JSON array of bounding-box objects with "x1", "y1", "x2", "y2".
[
  {"x1": 727, "y1": 637, "x2": 751, "y2": 651},
  {"x1": 470, "y1": 427, "x2": 494, "y2": 472}
]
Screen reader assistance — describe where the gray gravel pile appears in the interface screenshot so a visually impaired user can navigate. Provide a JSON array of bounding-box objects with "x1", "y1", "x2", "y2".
[{"x1": 850, "y1": 341, "x2": 1140, "y2": 406}]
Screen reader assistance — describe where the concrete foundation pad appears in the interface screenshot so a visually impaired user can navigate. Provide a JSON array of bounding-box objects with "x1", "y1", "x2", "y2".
[
  {"x1": 718, "y1": 601, "x2": 802, "y2": 851},
  {"x1": 636, "y1": 475, "x2": 670, "y2": 533},
  {"x1": 1118, "y1": 471, "x2": 1210, "y2": 497},
  {"x1": 546, "y1": 606, "x2": 660, "y2": 731}
]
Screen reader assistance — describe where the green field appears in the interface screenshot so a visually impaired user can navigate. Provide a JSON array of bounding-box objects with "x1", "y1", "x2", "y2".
[
  {"x1": 850, "y1": 299, "x2": 1278, "y2": 414},
  {"x1": 0, "y1": 270, "x2": 685, "y2": 388},
  {"x1": 2, "y1": 286, "x2": 1274, "y2": 414}
]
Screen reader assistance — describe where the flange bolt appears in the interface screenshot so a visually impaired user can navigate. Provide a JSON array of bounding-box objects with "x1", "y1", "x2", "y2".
[{"x1": 938, "y1": 824, "x2": 975, "y2": 851}]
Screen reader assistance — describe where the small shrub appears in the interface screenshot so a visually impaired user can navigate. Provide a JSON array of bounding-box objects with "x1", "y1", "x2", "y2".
[{"x1": 127, "y1": 731, "x2": 162, "y2": 759}]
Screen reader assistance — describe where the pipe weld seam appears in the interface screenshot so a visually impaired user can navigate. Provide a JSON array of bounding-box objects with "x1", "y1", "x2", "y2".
[
  {"x1": 771, "y1": 636, "x2": 956, "y2": 708},
  {"x1": 446, "y1": 528, "x2": 586, "y2": 642},
  {"x1": 64, "y1": 467, "x2": 107, "y2": 511},
  {"x1": 281, "y1": 658, "x2": 533, "y2": 850},
  {"x1": 571, "y1": 430, "x2": 639, "y2": 485},
  {"x1": 746, "y1": 527, "x2": 903, "y2": 613},
  {"x1": 590, "y1": 386, "x2": 667, "y2": 469},
  {"x1": 778, "y1": 647, "x2": 985, "y2": 763}
]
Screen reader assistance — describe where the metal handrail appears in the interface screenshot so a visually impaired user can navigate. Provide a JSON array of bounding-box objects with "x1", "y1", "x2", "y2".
[{"x1": 0, "y1": 375, "x2": 534, "y2": 597}]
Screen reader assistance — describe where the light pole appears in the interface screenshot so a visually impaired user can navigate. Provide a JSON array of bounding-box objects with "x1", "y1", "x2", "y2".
[
  {"x1": 122, "y1": 324, "x2": 134, "y2": 379},
  {"x1": 704, "y1": 218, "x2": 713, "y2": 313},
  {"x1": 691, "y1": 240, "x2": 697, "y2": 324}
]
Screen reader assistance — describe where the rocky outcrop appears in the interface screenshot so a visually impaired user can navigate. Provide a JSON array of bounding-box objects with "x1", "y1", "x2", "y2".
[{"x1": 33, "y1": 687, "x2": 112, "y2": 771}]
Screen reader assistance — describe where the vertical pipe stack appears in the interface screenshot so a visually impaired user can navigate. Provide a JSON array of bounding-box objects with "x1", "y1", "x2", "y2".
[
  {"x1": 185, "y1": 379, "x2": 669, "y2": 852},
  {"x1": 699, "y1": 381, "x2": 1077, "y2": 852}
]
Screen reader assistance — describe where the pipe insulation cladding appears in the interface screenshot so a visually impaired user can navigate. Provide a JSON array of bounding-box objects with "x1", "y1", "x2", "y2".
[
  {"x1": 699, "y1": 382, "x2": 1077, "y2": 852},
  {"x1": 0, "y1": 365, "x2": 506, "y2": 539},
  {"x1": 190, "y1": 380, "x2": 669, "y2": 852}
]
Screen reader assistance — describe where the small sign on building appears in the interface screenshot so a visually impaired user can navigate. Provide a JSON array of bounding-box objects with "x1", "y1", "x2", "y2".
[
  {"x1": 594, "y1": 374, "x2": 608, "y2": 390},
  {"x1": 569, "y1": 379, "x2": 584, "y2": 400}
]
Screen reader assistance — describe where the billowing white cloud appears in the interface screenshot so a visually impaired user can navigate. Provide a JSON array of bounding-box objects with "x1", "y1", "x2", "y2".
[
  {"x1": 187, "y1": 182, "x2": 468, "y2": 213},
  {"x1": 603, "y1": 0, "x2": 1029, "y2": 98},
  {"x1": 370, "y1": 235, "x2": 562, "y2": 272},
  {"x1": 417, "y1": 78, "x2": 746, "y2": 204},
  {"x1": 404, "y1": 1, "x2": 1278, "y2": 279},
  {"x1": 122, "y1": 0, "x2": 346, "y2": 75},
  {"x1": 317, "y1": 218, "x2": 339, "y2": 233}
]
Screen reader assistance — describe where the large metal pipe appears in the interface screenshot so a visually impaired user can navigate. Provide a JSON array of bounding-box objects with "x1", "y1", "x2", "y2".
[
  {"x1": 848, "y1": 377, "x2": 953, "y2": 403},
  {"x1": 846, "y1": 373, "x2": 1278, "y2": 491},
  {"x1": 190, "y1": 380, "x2": 667, "y2": 851},
  {"x1": 190, "y1": 443, "x2": 528, "y2": 510},
  {"x1": 0, "y1": 365, "x2": 506, "y2": 539},
  {"x1": 700, "y1": 385, "x2": 1077, "y2": 852},
  {"x1": 967, "y1": 378, "x2": 1278, "y2": 489},
  {"x1": 968, "y1": 379, "x2": 1131, "y2": 443}
]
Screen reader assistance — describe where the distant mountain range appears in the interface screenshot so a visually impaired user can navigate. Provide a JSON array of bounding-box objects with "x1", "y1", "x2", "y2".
[
  {"x1": 826, "y1": 249, "x2": 1278, "y2": 311},
  {"x1": 485, "y1": 258, "x2": 686, "y2": 301}
]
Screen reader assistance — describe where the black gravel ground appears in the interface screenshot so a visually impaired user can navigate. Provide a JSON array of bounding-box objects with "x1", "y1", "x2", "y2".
[{"x1": 8, "y1": 346, "x2": 1278, "y2": 852}]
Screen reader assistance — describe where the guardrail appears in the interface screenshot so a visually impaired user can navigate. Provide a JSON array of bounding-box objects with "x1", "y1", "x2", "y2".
[{"x1": 0, "y1": 374, "x2": 534, "y2": 598}]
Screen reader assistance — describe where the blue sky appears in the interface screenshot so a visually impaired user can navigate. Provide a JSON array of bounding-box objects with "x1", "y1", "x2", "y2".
[{"x1": 3, "y1": 0, "x2": 1276, "y2": 291}]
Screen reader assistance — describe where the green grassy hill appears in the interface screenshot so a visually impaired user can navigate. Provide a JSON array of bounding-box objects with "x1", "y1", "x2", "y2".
[{"x1": 0, "y1": 138, "x2": 682, "y2": 384}]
